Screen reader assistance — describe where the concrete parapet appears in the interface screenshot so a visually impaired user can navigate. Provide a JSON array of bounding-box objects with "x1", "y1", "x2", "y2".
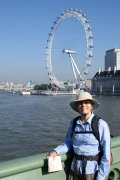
[{"x1": 0, "y1": 136, "x2": 120, "y2": 180}]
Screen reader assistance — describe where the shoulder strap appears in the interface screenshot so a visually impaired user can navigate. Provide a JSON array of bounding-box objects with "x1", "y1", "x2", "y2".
[
  {"x1": 72, "y1": 116, "x2": 80, "y2": 135},
  {"x1": 91, "y1": 115, "x2": 101, "y2": 141}
]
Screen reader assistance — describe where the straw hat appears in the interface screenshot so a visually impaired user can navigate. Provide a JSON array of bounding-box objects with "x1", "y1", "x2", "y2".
[{"x1": 70, "y1": 91, "x2": 99, "y2": 112}]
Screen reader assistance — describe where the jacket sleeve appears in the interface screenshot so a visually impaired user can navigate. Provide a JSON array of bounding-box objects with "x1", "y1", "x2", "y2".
[
  {"x1": 97, "y1": 119, "x2": 111, "y2": 180},
  {"x1": 53, "y1": 120, "x2": 73, "y2": 155}
]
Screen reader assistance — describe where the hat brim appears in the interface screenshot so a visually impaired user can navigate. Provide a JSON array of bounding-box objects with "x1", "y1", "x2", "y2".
[{"x1": 70, "y1": 99, "x2": 99, "y2": 112}]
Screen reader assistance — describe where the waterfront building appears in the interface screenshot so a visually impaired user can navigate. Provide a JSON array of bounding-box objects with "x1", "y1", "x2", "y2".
[
  {"x1": 92, "y1": 48, "x2": 120, "y2": 95},
  {"x1": 0, "y1": 82, "x2": 35, "y2": 92},
  {"x1": 105, "y1": 48, "x2": 120, "y2": 71},
  {"x1": 84, "y1": 79, "x2": 92, "y2": 91}
]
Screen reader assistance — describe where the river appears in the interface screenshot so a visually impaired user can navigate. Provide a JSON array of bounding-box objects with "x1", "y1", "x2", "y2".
[{"x1": 0, "y1": 91, "x2": 120, "y2": 162}]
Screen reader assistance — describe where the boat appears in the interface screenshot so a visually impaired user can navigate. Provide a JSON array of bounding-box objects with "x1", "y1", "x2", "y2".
[
  {"x1": 20, "y1": 90, "x2": 31, "y2": 95},
  {"x1": 0, "y1": 136, "x2": 120, "y2": 179}
]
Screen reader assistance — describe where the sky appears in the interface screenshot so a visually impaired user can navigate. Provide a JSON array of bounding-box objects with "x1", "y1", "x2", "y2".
[{"x1": 0, "y1": 0, "x2": 120, "y2": 84}]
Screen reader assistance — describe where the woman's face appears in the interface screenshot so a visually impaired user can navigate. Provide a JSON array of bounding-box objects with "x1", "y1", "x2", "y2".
[{"x1": 77, "y1": 100, "x2": 93, "y2": 116}]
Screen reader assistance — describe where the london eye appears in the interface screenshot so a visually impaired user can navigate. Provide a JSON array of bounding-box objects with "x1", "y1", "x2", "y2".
[{"x1": 45, "y1": 8, "x2": 93, "y2": 89}]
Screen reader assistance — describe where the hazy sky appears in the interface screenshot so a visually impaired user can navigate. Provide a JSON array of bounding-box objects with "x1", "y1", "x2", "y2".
[{"x1": 0, "y1": 0, "x2": 120, "y2": 84}]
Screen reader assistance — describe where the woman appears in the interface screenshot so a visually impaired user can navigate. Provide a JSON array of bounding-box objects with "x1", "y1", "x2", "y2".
[{"x1": 49, "y1": 91, "x2": 110, "y2": 180}]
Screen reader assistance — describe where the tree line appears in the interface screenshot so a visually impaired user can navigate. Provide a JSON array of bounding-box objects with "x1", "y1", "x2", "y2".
[{"x1": 34, "y1": 84, "x2": 53, "y2": 90}]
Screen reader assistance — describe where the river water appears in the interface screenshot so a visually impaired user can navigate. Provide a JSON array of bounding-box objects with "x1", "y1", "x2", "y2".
[{"x1": 0, "y1": 91, "x2": 120, "y2": 162}]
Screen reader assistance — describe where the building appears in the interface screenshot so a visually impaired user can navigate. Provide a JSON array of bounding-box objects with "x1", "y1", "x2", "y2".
[
  {"x1": 105, "y1": 48, "x2": 120, "y2": 71},
  {"x1": 92, "y1": 48, "x2": 120, "y2": 95},
  {"x1": 84, "y1": 79, "x2": 92, "y2": 91}
]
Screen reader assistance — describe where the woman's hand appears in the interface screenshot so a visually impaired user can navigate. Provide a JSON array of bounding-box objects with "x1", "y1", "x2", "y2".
[{"x1": 49, "y1": 150, "x2": 57, "y2": 158}]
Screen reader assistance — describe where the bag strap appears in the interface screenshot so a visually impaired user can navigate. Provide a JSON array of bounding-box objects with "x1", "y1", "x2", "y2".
[
  {"x1": 91, "y1": 115, "x2": 101, "y2": 141},
  {"x1": 72, "y1": 116, "x2": 80, "y2": 135}
]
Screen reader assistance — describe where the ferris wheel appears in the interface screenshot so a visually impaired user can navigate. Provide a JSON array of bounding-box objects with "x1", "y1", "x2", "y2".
[{"x1": 45, "y1": 8, "x2": 93, "y2": 89}]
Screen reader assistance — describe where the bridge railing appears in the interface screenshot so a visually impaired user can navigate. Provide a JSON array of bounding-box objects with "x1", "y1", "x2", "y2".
[
  {"x1": 0, "y1": 136, "x2": 120, "y2": 180},
  {"x1": 109, "y1": 136, "x2": 120, "y2": 179}
]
